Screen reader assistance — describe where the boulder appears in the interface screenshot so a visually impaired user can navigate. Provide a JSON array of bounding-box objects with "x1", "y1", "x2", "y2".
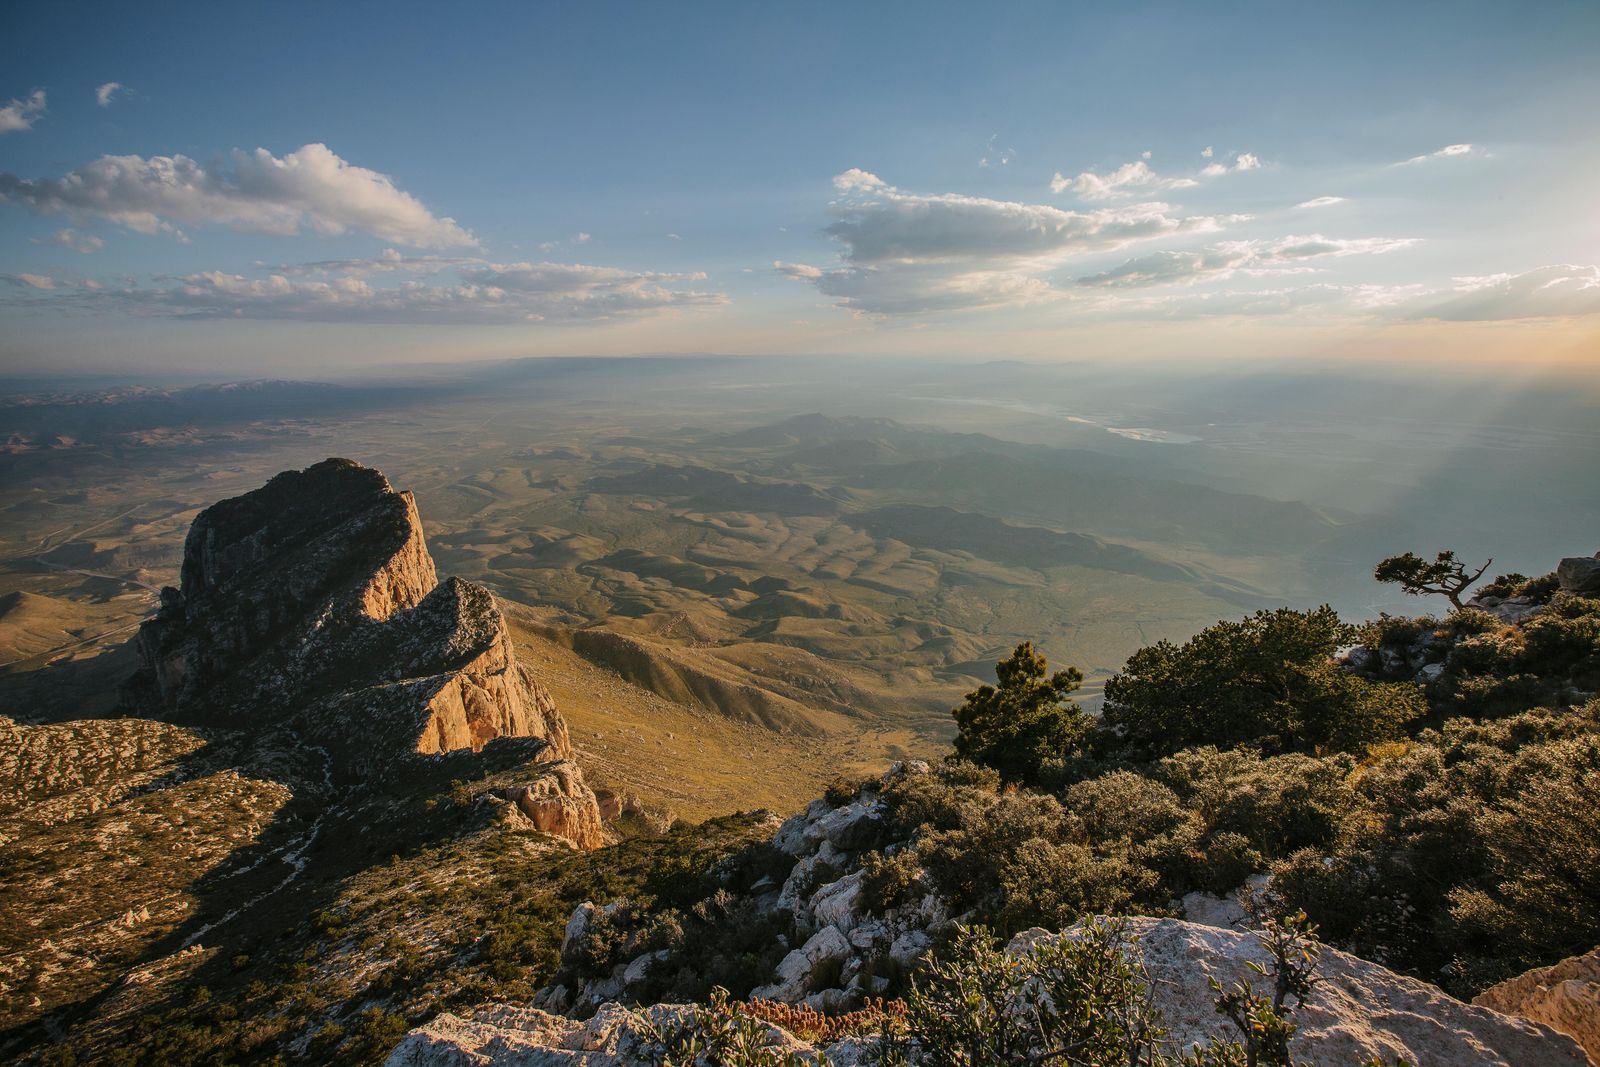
[
  {"x1": 1558, "y1": 556, "x2": 1600, "y2": 596},
  {"x1": 816, "y1": 801, "x2": 889, "y2": 851},
  {"x1": 562, "y1": 902, "x2": 601, "y2": 960},
  {"x1": 1009, "y1": 918, "x2": 1586, "y2": 1067},
  {"x1": 1475, "y1": 945, "x2": 1600, "y2": 1065},
  {"x1": 750, "y1": 925, "x2": 852, "y2": 1002},
  {"x1": 810, "y1": 870, "x2": 866, "y2": 933},
  {"x1": 621, "y1": 949, "x2": 671, "y2": 991},
  {"x1": 772, "y1": 798, "x2": 831, "y2": 857}
]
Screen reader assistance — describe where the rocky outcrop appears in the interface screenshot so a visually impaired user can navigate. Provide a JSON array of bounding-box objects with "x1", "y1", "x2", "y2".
[
  {"x1": 1006, "y1": 918, "x2": 1587, "y2": 1067},
  {"x1": 124, "y1": 458, "x2": 602, "y2": 845},
  {"x1": 387, "y1": 917, "x2": 1586, "y2": 1066},
  {"x1": 1558, "y1": 554, "x2": 1600, "y2": 596},
  {"x1": 384, "y1": 1002, "x2": 872, "y2": 1067},
  {"x1": 495, "y1": 764, "x2": 606, "y2": 850},
  {"x1": 1476, "y1": 946, "x2": 1600, "y2": 1065}
]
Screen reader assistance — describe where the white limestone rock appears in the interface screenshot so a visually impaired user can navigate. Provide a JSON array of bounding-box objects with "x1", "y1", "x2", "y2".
[{"x1": 1009, "y1": 917, "x2": 1587, "y2": 1067}]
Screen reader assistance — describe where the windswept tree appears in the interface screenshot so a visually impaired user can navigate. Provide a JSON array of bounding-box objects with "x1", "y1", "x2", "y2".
[
  {"x1": 951, "y1": 642, "x2": 1091, "y2": 785},
  {"x1": 1374, "y1": 550, "x2": 1492, "y2": 612}
]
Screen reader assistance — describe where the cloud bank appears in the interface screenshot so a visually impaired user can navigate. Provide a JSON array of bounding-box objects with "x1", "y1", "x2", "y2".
[
  {"x1": 780, "y1": 170, "x2": 1239, "y2": 314},
  {"x1": 11, "y1": 255, "x2": 726, "y2": 325},
  {"x1": 0, "y1": 143, "x2": 476, "y2": 247}
]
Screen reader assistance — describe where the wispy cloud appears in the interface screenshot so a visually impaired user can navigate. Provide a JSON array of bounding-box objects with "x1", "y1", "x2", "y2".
[
  {"x1": 0, "y1": 143, "x2": 476, "y2": 247},
  {"x1": 3, "y1": 272, "x2": 57, "y2": 290},
  {"x1": 1296, "y1": 196, "x2": 1347, "y2": 209},
  {"x1": 979, "y1": 134, "x2": 1015, "y2": 168},
  {"x1": 95, "y1": 82, "x2": 129, "y2": 108},
  {"x1": 0, "y1": 89, "x2": 46, "y2": 134},
  {"x1": 34, "y1": 228, "x2": 106, "y2": 254},
  {"x1": 9, "y1": 257, "x2": 727, "y2": 324},
  {"x1": 1077, "y1": 234, "x2": 1419, "y2": 288},
  {"x1": 1411, "y1": 264, "x2": 1600, "y2": 320},
  {"x1": 1396, "y1": 143, "x2": 1479, "y2": 166}
]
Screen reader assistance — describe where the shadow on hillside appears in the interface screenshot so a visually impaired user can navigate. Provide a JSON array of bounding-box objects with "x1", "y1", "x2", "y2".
[{"x1": 0, "y1": 644, "x2": 567, "y2": 1063}]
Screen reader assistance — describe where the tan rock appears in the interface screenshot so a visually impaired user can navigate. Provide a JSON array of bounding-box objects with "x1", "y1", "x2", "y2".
[{"x1": 1475, "y1": 946, "x2": 1600, "y2": 1066}]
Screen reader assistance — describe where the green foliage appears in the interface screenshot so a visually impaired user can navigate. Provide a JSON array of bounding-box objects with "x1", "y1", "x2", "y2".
[
  {"x1": 1183, "y1": 907, "x2": 1322, "y2": 1067},
  {"x1": 1269, "y1": 703, "x2": 1600, "y2": 993},
  {"x1": 1446, "y1": 734, "x2": 1600, "y2": 985},
  {"x1": 1102, "y1": 607, "x2": 1424, "y2": 758},
  {"x1": 859, "y1": 847, "x2": 926, "y2": 914},
  {"x1": 951, "y1": 642, "x2": 1092, "y2": 785},
  {"x1": 902, "y1": 920, "x2": 1169, "y2": 1067},
  {"x1": 1158, "y1": 748, "x2": 1354, "y2": 859}
]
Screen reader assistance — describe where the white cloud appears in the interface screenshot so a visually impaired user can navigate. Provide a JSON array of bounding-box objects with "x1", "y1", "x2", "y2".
[
  {"x1": 1201, "y1": 146, "x2": 1214, "y2": 158},
  {"x1": 1057, "y1": 152, "x2": 1261, "y2": 199},
  {"x1": 1396, "y1": 143, "x2": 1479, "y2": 166},
  {"x1": 0, "y1": 89, "x2": 46, "y2": 134},
  {"x1": 1078, "y1": 234, "x2": 1418, "y2": 288},
  {"x1": 95, "y1": 82, "x2": 128, "y2": 108},
  {"x1": 827, "y1": 171, "x2": 1228, "y2": 264},
  {"x1": 0, "y1": 143, "x2": 476, "y2": 247},
  {"x1": 1050, "y1": 160, "x2": 1199, "y2": 200},
  {"x1": 4, "y1": 272, "x2": 57, "y2": 290},
  {"x1": 1296, "y1": 196, "x2": 1347, "y2": 209},
  {"x1": 21, "y1": 258, "x2": 726, "y2": 324},
  {"x1": 1411, "y1": 264, "x2": 1600, "y2": 320},
  {"x1": 790, "y1": 170, "x2": 1239, "y2": 314},
  {"x1": 34, "y1": 228, "x2": 106, "y2": 253},
  {"x1": 574, "y1": 231, "x2": 592, "y2": 244},
  {"x1": 774, "y1": 261, "x2": 823, "y2": 280}
]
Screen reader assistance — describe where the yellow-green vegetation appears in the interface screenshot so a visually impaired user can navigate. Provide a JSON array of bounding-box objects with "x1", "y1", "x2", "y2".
[{"x1": 507, "y1": 613, "x2": 936, "y2": 820}]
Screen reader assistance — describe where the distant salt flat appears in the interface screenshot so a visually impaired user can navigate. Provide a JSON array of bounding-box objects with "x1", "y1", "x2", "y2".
[{"x1": 905, "y1": 394, "x2": 1203, "y2": 445}]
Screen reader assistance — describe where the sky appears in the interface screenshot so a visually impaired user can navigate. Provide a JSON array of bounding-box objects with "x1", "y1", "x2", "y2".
[{"x1": 2, "y1": 0, "x2": 1598, "y2": 374}]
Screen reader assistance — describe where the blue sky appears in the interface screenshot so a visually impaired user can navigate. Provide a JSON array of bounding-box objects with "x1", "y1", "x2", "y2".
[{"x1": 2, "y1": 0, "x2": 1598, "y2": 372}]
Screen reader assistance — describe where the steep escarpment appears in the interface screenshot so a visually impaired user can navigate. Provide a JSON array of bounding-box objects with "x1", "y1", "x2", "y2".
[
  {"x1": 124, "y1": 458, "x2": 598, "y2": 833},
  {"x1": 130, "y1": 461, "x2": 562, "y2": 762}
]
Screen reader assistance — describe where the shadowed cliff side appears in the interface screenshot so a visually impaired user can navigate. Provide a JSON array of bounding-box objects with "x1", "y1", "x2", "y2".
[{"x1": 123, "y1": 457, "x2": 599, "y2": 837}]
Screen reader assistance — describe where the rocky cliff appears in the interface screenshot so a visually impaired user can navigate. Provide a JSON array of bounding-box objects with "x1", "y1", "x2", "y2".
[{"x1": 124, "y1": 457, "x2": 600, "y2": 843}]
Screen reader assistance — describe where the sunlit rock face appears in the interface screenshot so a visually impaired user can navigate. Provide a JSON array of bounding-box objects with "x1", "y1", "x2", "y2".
[{"x1": 125, "y1": 457, "x2": 599, "y2": 842}]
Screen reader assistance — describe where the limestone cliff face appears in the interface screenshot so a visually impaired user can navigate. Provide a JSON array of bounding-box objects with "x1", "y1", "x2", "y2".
[{"x1": 127, "y1": 458, "x2": 599, "y2": 845}]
